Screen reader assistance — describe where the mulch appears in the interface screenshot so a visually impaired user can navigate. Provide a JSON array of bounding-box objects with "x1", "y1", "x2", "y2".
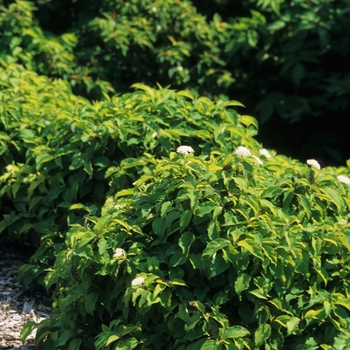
[{"x1": 0, "y1": 245, "x2": 51, "y2": 350}]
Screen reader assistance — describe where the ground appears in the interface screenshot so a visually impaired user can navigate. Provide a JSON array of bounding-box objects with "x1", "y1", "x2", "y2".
[{"x1": 0, "y1": 245, "x2": 51, "y2": 350}]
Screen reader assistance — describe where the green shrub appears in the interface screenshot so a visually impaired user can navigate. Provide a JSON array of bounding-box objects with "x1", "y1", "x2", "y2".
[
  {"x1": 0, "y1": 63, "x2": 259, "y2": 286},
  {"x1": 1, "y1": 2, "x2": 350, "y2": 348},
  {"x1": 21, "y1": 146, "x2": 350, "y2": 349},
  {"x1": 0, "y1": 0, "x2": 113, "y2": 98}
]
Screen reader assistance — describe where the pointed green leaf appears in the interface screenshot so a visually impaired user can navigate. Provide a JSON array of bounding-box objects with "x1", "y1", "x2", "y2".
[
  {"x1": 85, "y1": 292, "x2": 99, "y2": 315},
  {"x1": 180, "y1": 210, "x2": 192, "y2": 232},
  {"x1": 195, "y1": 202, "x2": 219, "y2": 217},
  {"x1": 179, "y1": 231, "x2": 195, "y2": 256},
  {"x1": 237, "y1": 239, "x2": 263, "y2": 259},
  {"x1": 320, "y1": 187, "x2": 345, "y2": 212},
  {"x1": 106, "y1": 334, "x2": 120, "y2": 346},
  {"x1": 249, "y1": 289, "x2": 267, "y2": 300},
  {"x1": 235, "y1": 273, "x2": 251, "y2": 298},
  {"x1": 225, "y1": 325, "x2": 250, "y2": 339},
  {"x1": 20, "y1": 322, "x2": 37, "y2": 343},
  {"x1": 203, "y1": 238, "x2": 231, "y2": 257},
  {"x1": 254, "y1": 324, "x2": 271, "y2": 347},
  {"x1": 67, "y1": 338, "x2": 82, "y2": 350}
]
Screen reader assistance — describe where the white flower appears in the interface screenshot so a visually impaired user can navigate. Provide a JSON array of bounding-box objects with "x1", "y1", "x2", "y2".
[
  {"x1": 113, "y1": 248, "x2": 126, "y2": 259},
  {"x1": 259, "y1": 148, "x2": 271, "y2": 158},
  {"x1": 337, "y1": 175, "x2": 350, "y2": 185},
  {"x1": 176, "y1": 145, "x2": 194, "y2": 155},
  {"x1": 252, "y1": 155, "x2": 263, "y2": 165},
  {"x1": 151, "y1": 132, "x2": 157, "y2": 138},
  {"x1": 338, "y1": 219, "x2": 347, "y2": 225},
  {"x1": 131, "y1": 277, "x2": 145, "y2": 287},
  {"x1": 306, "y1": 159, "x2": 321, "y2": 170},
  {"x1": 152, "y1": 6, "x2": 157, "y2": 12},
  {"x1": 234, "y1": 146, "x2": 251, "y2": 157},
  {"x1": 70, "y1": 123, "x2": 76, "y2": 132}
]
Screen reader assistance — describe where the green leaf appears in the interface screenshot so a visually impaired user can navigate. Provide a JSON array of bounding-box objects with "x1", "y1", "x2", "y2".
[
  {"x1": 274, "y1": 315, "x2": 300, "y2": 335},
  {"x1": 56, "y1": 330, "x2": 76, "y2": 347},
  {"x1": 179, "y1": 231, "x2": 195, "y2": 256},
  {"x1": 260, "y1": 186, "x2": 283, "y2": 199},
  {"x1": 36, "y1": 153, "x2": 54, "y2": 166},
  {"x1": 180, "y1": 209, "x2": 192, "y2": 232},
  {"x1": 93, "y1": 156, "x2": 111, "y2": 167},
  {"x1": 207, "y1": 253, "x2": 230, "y2": 278},
  {"x1": 177, "y1": 90, "x2": 195, "y2": 100},
  {"x1": 235, "y1": 273, "x2": 251, "y2": 298},
  {"x1": 254, "y1": 324, "x2": 271, "y2": 347},
  {"x1": 320, "y1": 187, "x2": 345, "y2": 212},
  {"x1": 247, "y1": 30, "x2": 258, "y2": 47},
  {"x1": 20, "y1": 322, "x2": 37, "y2": 343},
  {"x1": 70, "y1": 203, "x2": 92, "y2": 213},
  {"x1": 105, "y1": 166, "x2": 120, "y2": 178},
  {"x1": 200, "y1": 339, "x2": 217, "y2": 349},
  {"x1": 296, "y1": 194, "x2": 311, "y2": 219},
  {"x1": 240, "y1": 115, "x2": 258, "y2": 129},
  {"x1": 44, "y1": 186, "x2": 64, "y2": 204},
  {"x1": 203, "y1": 238, "x2": 231, "y2": 257},
  {"x1": 114, "y1": 337, "x2": 139, "y2": 349},
  {"x1": 19, "y1": 223, "x2": 34, "y2": 234},
  {"x1": 85, "y1": 292, "x2": 99, "y2": 315},
  {"x1": 233, "y1": 177, "x2": 249, "y2": 191},
  {"x1": 67, "y1": 338, "x2": 82, "y2": 350},
  {"x1": 106, "y1": 334, "x2": 120, "y2": 346},
  {"x1": 152, "y1": 217, "x2": 167, "y2": 238},
  {"x1": 225, "y1": 325, "x2": 250, "y2": 339},
  {"x1": 249, "y1": 289, "x2": 267, "y2": 300},
  {"x1": 84, "y1": 161, "x2": 93, "y2": 177},
  {"x1": 98, "y1": 238, "x2": 108, "y2": 255},
  {"x1": 29, "y1": 196, "x2": 44, "y2": 211},
  {"x1": 115, "y1": 188, "x2": 134, "y2": 198},
  {"x1": 304, "y1": 308, "x2": 326, "y2": 323},
  {"x1": 195, "y1": 202, "x2": 219, "y2": 217},
  {"x1": 237, "y1": 239, "x2": 263, "y2": 259},
  {"x1": 169, "y1": 250, "x2": 187, "y2": 267}
]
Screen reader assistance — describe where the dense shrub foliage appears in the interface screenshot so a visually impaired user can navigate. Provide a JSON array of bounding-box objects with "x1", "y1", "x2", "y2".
[
  {"x1": 1, "y1": 0, "x2": 349, "y2": 161},
  {"x1": 1, "y1": 1, "x2": 350, "y2": 349},
  {"x1": 22, "y1": 146, "x2": 350, "y2": 349},
  {"x1": 2, "y1": 65, "x2": 350, "y2": 349},
  {"x1": 0, "y1": 63, "x2": 258, "y2": 285}
]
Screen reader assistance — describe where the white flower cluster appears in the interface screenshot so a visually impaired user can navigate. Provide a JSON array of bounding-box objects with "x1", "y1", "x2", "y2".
[
  {"x1": 234, "y1": 146, "x2": 251, "y2": 157},
  {"x1": 113, "y1": 248, "x2": 126, "y2": 259},
  {"x1": 234, "y1": 146, "x2": 264, "y2": 165},
  {"x1": 176, "y1": 145, "x2": 194, "y2": 154},
  {"x1": 259, "y1": 148, "x2": 271, "y2": 158},
  {"x1": 337, "y1": 175, "x2": 350, "y2": 185},
  {"x1": 131, "y1": 277, "x2": 145, "y2": 287},
  {"x1": 306, "y1": 159, "x2": 321, "y2": 170}
]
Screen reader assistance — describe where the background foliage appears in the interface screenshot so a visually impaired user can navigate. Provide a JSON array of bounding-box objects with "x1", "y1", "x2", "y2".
[{"x1": 1, "y1": 0, "x2": 349, "y2": 163}]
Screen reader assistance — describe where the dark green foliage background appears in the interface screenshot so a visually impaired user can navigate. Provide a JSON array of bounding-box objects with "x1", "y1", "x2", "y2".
[{"x1": 1, "y1": 0, "x2": 349, "y2": 163}]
